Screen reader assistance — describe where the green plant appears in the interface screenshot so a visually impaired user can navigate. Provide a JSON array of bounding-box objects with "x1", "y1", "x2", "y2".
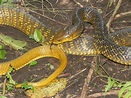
[
  {"x1": 21, "y1": 82, "x2": 34, "y2": 91},
  {"x1": 29, "y1": 61, "x2": 37, "y2": 67},
  {"x1": 0, "y1": 95, "x2": 7, "y2": 98},
  {"x1": 29, "y1": 29, "x2": 42, "y2": 42},
  {"x1": 46, "y1": 63, "x2": 54, "y2": 70},
  {"x1": 6, "y1": 67, "x2": 16, "y2": 90},
  {"x1": 118, "y1": 82, "x2": 131, "y2": 98},
  {"x1": 0, "y1": 0, "x2": 13, "y2": 5},
  {"x1": 105, "y1": 77, "x2": 131, "y2": 98},
  {"x1": 0, "y1": 45, "x2": 6, "y2": 59}
]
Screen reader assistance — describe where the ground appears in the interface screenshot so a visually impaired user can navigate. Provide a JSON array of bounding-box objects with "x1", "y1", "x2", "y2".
[{"x1": 0, "y1": 0, "x2": 131, "y2": 98}]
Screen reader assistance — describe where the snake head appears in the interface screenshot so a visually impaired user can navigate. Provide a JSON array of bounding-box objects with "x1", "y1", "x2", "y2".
[
  {"x1": 52, "y1": 27, "x2": 72, "y2": 44},
  {"x1": 52, "y1": 26, "x2": 82, "y2": 44}
]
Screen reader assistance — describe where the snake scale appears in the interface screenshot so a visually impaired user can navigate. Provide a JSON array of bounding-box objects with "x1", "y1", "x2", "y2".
[
  {"x1": 52, "y1": 7, "x2": 131, "y2": 65},
  {"x1": 0, "y1": 5, "x2": 130, "y2": 87},
  {"x1": 0, "y1": 5, "x2": 68, "y2": 87}
]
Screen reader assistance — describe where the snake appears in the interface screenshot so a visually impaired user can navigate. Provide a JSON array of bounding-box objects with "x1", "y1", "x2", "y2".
[
  {"x1": 0, "y1": 5, "x2": 68, "y2": 88},
  {"x1": 52, "y1": 7, "x2": 131, "y2": 65},
  {"x1": 0, "y1": 5, "x2": 130, "y2": 88}
]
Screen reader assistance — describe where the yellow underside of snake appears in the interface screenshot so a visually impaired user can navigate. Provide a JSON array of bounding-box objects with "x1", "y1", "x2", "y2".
[
  {"x1": 0, "y1": 5, "x2": 130, "y2": 88},
  {"x1": 0, "y1": 45, "x2": 67, "y2": 88},
  {"x1": 0, "y1": 5, "x2": 67, "y2": 88}
]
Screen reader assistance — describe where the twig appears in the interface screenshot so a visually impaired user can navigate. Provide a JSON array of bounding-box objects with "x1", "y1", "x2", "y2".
[
  {"x1": 82, "y1": 0, "x2": 89, "y2": 2},
  {"x1": 68, "y1": 68, "x2": 87, "y2": 81},
  {"x1": 73, "y1": 0, "x2": 83, "y2": 7},
  {"x1": 106, "y1": 0, "x2": 122, "y2": 32},
  {"x1": 41, "y1": 0, "x2": 44, "y2": 15},
  {"x1": 87, "y1": 90, "x2": 119, "y2": 98},
  {"x1": 2, "y1": 78, "x2": 6, "y2": 95},
  {"x1": 57, "y1": 68, "x2": 87, "y2": 96},
  {"x1": 29, "y1": 9, "x2": 67, "y2": 26},
  {"x1": 114, "y1": 11, "x2": 131, "y2": 20},
  {"x1": 80, "y1": 57, "x2": 97, "y2": 98},
  {"x1": 40, "y1": 0, "x2": 54, "y2": 13},
  {"x1": 45, "y1": 0, "x2": 55, "y2": 12}
]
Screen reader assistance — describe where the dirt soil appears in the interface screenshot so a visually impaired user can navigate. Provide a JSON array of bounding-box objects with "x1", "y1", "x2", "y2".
[{"x1": 0, "y1": 0, "x2": 131, "y2": 98}]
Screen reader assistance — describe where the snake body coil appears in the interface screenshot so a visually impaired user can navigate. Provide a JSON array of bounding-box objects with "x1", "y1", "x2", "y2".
[
  {"x1": 0, "y1": 5, "x2": 68, "y2": 87},
  {"x1": 0, "y1": 45, "x2": 67, "y2": 87},
  {"x1": 53, "y1": 8, "x2": 131, "y2": 65},
  {"x1": 0, "y1": 5, "x2": 130, "y2": 87}
]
